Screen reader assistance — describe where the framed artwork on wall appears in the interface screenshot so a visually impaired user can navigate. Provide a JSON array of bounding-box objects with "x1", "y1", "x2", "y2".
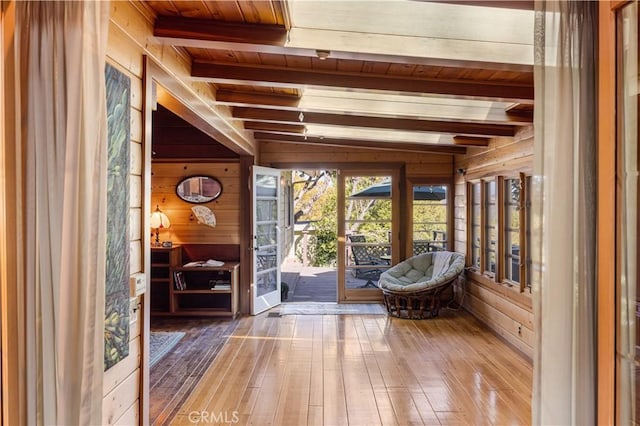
[{"x1": 104, "y1": 63, "x2": 131, "y2": 371}]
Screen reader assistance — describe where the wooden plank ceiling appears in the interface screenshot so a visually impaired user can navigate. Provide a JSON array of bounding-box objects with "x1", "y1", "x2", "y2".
[{"x1": 146, "y1": 0, "x2": 535, "y2": 155}]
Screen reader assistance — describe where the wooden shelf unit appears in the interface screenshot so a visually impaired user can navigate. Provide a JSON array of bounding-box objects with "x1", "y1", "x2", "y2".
[
  {"x1": 150, "y1": 246, "x2": 182, "y2": 315},
  {"x1": 171, "y1": 263, "x2": 240, "y2": 318},
  {"x1": 151, "y1": 245, "x2": 239, "y2": 317}
]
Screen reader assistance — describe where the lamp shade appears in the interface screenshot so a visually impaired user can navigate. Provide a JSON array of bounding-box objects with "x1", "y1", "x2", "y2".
[{"x1": 150, "y1": 207, "x2": 170, "y2": 229}]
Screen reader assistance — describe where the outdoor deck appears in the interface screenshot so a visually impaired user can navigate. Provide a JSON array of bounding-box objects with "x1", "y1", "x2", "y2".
[{"x1": 281, "y1": 261, "x2": 381, "y2": 303}]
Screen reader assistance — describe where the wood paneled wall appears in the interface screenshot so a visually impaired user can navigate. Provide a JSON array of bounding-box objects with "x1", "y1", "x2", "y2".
[
  {"x1": 102, "y1": 58, "x2": 143, "y2": 426},
  {"x1": 260, "y1": 141, "x2": 454, "y2": 178},
  {"x1": 151, "y1": 162, "x2": 241, "y2": 245},
  {"x1": 453, "y1": 127, "x2": 534, "y2": 359}
]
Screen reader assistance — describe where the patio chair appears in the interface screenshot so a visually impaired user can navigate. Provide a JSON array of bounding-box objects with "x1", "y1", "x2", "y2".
[
  {"x1": 378, "y1": 251, "x2": 465, "y2": 319},
  {"x1": 413, "y1": 241, "x2": 430, "y2": 255},
  {"x1": 348, "y1": 235, "x2": 387, "y2": 288}
]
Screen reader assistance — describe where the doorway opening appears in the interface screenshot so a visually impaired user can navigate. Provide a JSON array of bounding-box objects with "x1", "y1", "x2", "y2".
[{"x1": 282, "y1": 169, "x2": 338, "y2": 303}]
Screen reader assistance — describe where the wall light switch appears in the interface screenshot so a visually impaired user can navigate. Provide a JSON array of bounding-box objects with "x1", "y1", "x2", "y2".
[{"x1": 129, "y1": 273, "x2": 146, "y2": 297}]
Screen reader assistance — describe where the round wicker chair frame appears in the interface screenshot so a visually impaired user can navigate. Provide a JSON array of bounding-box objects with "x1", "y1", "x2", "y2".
[{"x1": 381, "y1": 275, "x2": 457, "y2": 319}]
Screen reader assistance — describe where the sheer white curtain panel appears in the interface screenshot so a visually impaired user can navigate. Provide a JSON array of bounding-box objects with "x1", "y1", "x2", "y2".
[
  {"x1": 16, "y1": 1, "x2": 110, "y2": 424},
  {"x1": 532, "y1": 1, "x2": 597, "y2": 425}
]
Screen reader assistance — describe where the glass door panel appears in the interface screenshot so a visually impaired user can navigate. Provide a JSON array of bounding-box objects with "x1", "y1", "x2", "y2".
[
  {"x1": 411, "y1": 184, "x2": 449, "y2": 256},
  {"x1": 339, "y1": 172, "x2": 398, "y2": 301},
  {"x1": 252, "y1": 166, "x2": 281, "y2": 314}
]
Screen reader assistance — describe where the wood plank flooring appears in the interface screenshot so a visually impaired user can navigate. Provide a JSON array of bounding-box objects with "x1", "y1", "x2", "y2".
[
  {"x1": 166, "y1": 310, "x2": 532, "y2": 425},
  {"x1": 150, "y1": 317, "x2": 240, "y2": 425}
]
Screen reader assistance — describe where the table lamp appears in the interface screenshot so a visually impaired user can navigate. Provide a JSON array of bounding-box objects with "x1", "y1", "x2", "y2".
[{"x1": 150, "y1": 205, "x2": 170, "y2": 247}]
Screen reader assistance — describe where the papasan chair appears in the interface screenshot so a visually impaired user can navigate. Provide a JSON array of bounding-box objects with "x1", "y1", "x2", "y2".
[{"x1": 378, "y1": 251, "x2": 465, "y2": 319}]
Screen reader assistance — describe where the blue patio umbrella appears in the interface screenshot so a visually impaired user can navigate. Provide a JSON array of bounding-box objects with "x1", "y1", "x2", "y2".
[{"x1": 350, "y1": 182, "x2": 447, "y2": 200}]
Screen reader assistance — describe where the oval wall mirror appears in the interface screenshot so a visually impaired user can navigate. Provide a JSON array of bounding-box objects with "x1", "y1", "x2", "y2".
[{"x1": 176, "y1": 175, "x2": 222, "y2": 204}]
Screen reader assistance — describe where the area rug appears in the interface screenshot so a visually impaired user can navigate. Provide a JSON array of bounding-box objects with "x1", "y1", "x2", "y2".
[
  {"x1": 279, "y1": 302, "x2": 386, "y2": 315},
  {"x1": 150, "y1": 331, "x2": 185, "y2": 367}
]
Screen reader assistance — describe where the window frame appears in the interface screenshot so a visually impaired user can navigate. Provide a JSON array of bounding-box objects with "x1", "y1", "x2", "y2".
[
  {"x1": 501, "y1": 175, "x2": 528, "y2": 289},
  {"x1": 523, "y1": 174, "x2": 531, "y2": 292},
  {"x1": 482, "y1": 178, "x2": 497, "y2": 277},
  {"x1": 466, "y1": 174, "x2": 530, "y2": 293},
  {"x1": 467, "y1": 181, "x2": 482, "y2": 269}
]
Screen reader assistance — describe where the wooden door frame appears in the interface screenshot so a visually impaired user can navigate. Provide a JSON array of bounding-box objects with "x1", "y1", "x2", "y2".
[
  {"x1": 597, "y1": 2, "x2": 621, "y2": 424},
  {"x1": 1, "y1": 1, "x2": 26, "y2": 424}
]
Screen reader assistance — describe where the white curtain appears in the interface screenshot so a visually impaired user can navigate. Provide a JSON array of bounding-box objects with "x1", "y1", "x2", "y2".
[
  {"x1": 532, "y1": 1, "x2": 597, "y2": 425},
  {"x1": 16, "y1": 2, "x2": 110, "y2": 424}
]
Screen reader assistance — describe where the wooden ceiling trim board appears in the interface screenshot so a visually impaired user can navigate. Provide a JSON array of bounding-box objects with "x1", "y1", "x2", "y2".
[
  {"x1": 192, "y1": 61, "x2": 534, "y2": 101},
  {"x1": 253, "y1": 132, "x2": 467, "y2": 155},
  {"x1": 233, "y1": 108, "x2": 517, "y2": 137},
  {"x1": 154, "y1": 16, "x2": 533, "y2": 72}
]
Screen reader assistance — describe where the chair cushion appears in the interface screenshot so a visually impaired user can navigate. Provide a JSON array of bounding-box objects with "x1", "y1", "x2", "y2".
[{"x1": 378, "y1": 252, "x2": 465, "y2": 293}]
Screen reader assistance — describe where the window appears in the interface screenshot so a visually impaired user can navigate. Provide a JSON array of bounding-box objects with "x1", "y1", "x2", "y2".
[
  {"x1": 483, "y1": 180, "x2": 497, "y2": 274},
  {"x1": 467, "y1": 175, "x2": 531, "y2": 292},
  {"x1": 470, "y1": 182, "x2": 481, "y2": 268},
  {"x1": 504, "y1": 178, "x2": 521, "y2": 283}
]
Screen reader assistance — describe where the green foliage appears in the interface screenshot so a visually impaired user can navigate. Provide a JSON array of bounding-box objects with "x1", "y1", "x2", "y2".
[
  {"x1": 292, "y1": 171, "x2": 450, "y2": 265},
  {"x1": 311, "y1": 229, "x2": 337, "y2": 267},
  {"x1": 412, "y1": 200, "x2": 447, "y2": 240}
]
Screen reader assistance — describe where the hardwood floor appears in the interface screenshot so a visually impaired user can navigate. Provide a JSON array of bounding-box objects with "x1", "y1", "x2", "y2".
[
  {"x1": 150, "y1": 317, "x2": 240, "y2": 425},
  {"x1": 165, "y1": 309, "x2": 532, "y2": 425}
]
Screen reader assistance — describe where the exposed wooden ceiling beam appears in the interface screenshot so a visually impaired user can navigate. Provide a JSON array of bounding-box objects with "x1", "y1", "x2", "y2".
[
  {"x1": 234, "y1": 108, "x2": 517, "y2": 137},
  {"x1": 194, "y1": 62, "x2": 533, "y2": 102},
  {"x1": 216, "y1": 89, "x2": 533, "y2": 125},
  {"x1": 154, "y1": 16, "x2": 532, "y2": 72},
  {"x1": 423, "y1": 1, "x2": 534, "y2": 10},
  {"x1": 154, "y1": 16, "x2": 288, "y2": 45},
  {"x1": 453, "y1": 136, "x2": 490, "y2": 147},
  {"x1": 216, "y1": 90, "x2": 302, "y2": 109},
  {"x1": 253, "y1": 132, "x2": 467, "y2": 155},
  {"x1": 243, "y1": 121, "x2": 305, "y2": 133}
]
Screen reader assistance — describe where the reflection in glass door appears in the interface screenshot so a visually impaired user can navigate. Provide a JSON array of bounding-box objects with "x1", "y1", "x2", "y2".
[
  {"x1": 339, "y1": 171, "x2": 398, "y2": 301},
  {"x1": 617, "y1": 3, "x2": 639, "y2": 423},
  {"x1": 251, "y1": 166, "x2": 281, "y2": 314},
  {"x1": 411, "y1": 184, "x2": 449, "y2": 256}
]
